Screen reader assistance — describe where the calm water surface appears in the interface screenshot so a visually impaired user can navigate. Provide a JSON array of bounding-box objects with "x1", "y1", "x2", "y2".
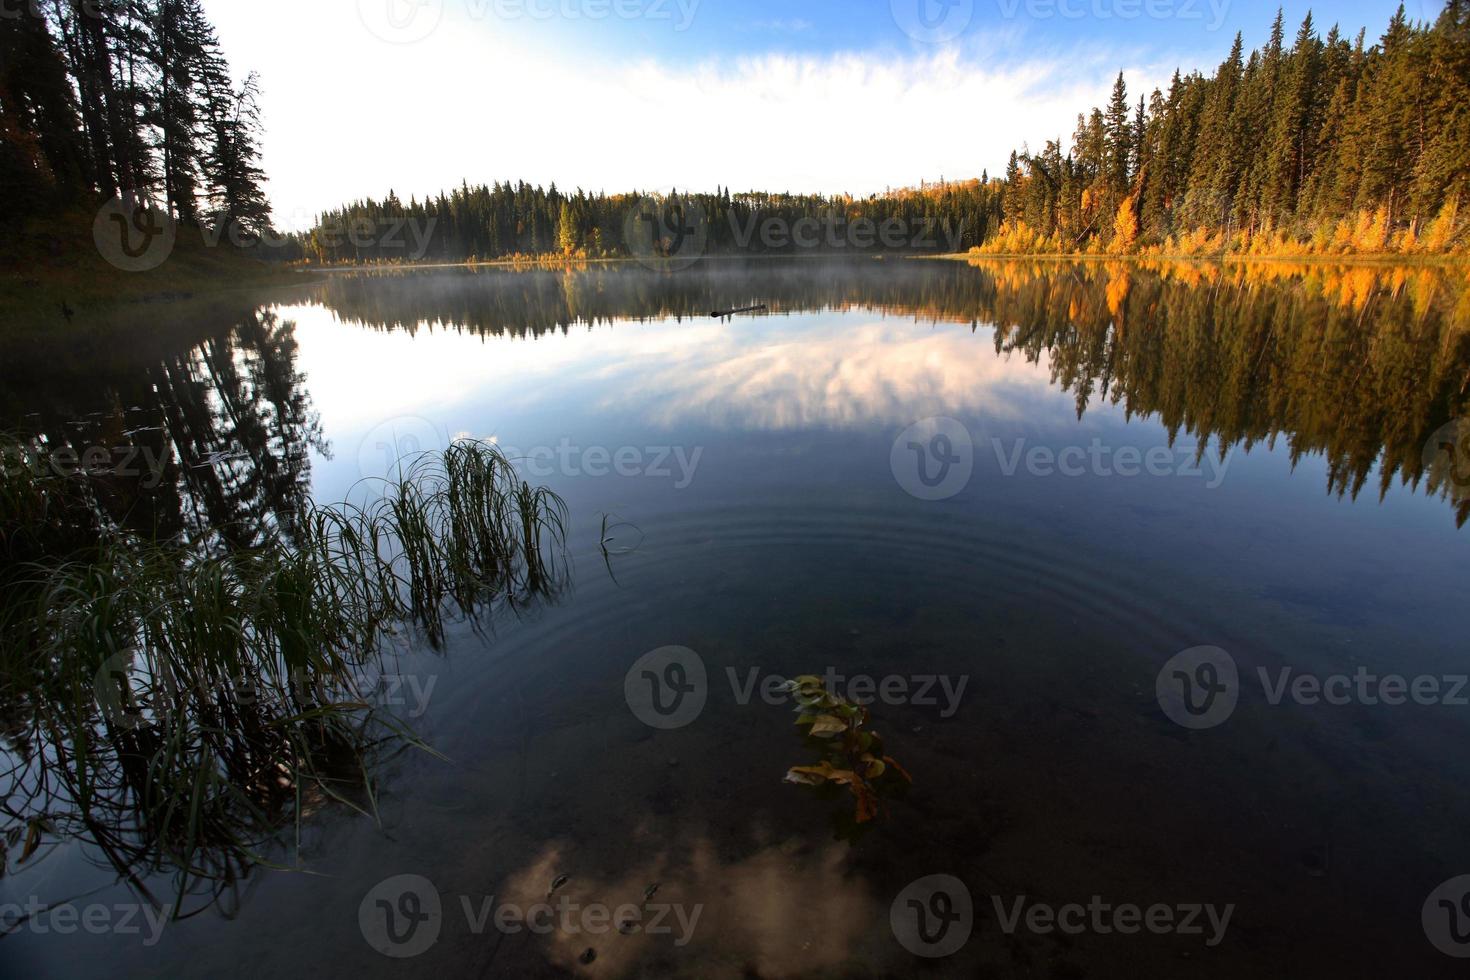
[{"x1": 3, "y1": 258, "x2": 1469, "y2": 978}]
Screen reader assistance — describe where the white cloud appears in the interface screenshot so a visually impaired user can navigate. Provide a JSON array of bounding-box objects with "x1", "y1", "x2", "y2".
[{"x1": 202, "y1": 0, "x2": 1170, "y2": 229}]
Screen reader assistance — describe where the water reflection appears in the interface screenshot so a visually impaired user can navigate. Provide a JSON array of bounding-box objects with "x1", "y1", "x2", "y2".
[
  {"x1": 2, "y1": 257, "x2": 1468, "y2": 976},
  {"x1": 0, "y1": 307, "x2": 326, "y2": 547},
  {"x1": 307, "y1": 259, "x2": 1470, "y2": 524}
]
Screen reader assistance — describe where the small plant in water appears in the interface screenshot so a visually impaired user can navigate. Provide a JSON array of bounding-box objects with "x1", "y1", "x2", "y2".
[{"x1": 779, "y1": 675, "x2": 912, "y2": 832}]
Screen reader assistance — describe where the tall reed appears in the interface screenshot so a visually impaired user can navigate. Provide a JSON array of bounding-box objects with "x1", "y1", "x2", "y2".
[{"x1": 0, "y1": 439, "x2": 568, "y2": 908}]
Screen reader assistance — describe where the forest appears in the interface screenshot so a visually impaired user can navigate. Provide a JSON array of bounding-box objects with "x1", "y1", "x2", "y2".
[
  {"x1": 0, "y1": 1, "x2": 270, "y2": 241},
  {"x1": 3, "y1": 4, "x2": 1467, "y2": 264},
  {"x1": 302, "y1": 4, "x2": 1469, "y2": 264}
]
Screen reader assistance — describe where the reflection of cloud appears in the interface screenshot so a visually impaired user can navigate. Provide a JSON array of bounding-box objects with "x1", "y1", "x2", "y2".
[
  {"x1": 602, "y1": 318, "x2": 1055, "y2": 431},
  {"x1": 288, "y1": 304, "x2": 1058, "y2": 437},
  {"x1": 502, "y1": 831, "x2": 877, "y2": 978}
]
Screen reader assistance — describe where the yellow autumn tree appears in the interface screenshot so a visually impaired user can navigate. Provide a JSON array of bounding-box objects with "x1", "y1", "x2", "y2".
[{"x1": 1109, "y1": 195, "x2": 1139, "y2": 254}]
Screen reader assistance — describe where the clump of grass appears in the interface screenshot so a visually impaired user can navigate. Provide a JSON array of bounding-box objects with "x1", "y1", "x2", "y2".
[{"x1": 0, "y1": 439, "x2": 567, "y2": 907}]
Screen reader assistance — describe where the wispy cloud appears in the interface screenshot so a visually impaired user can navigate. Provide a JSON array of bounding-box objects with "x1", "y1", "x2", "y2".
[{"x1": 203, "y1": 1, "x2": 1173, "y2": 226}]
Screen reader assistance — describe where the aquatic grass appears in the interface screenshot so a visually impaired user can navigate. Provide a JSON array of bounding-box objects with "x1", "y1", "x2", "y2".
[{"x1": 0, "y1": 439, "x2": 567, "y2": 908}]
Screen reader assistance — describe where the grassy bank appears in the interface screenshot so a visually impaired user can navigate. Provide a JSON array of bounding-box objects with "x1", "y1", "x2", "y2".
[{"x1": 0, "y1": 209, "x2": 312, "y2": 332}]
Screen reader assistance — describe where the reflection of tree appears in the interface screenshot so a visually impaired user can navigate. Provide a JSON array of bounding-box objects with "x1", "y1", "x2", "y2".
[
  {"x1": 0, "y1": 305, "x2": 337, "y2": 912},
  {"x1": 965, "y1": 261, "x2": 1470, "y2": 525},
  {"x1": 149, "y1": 309, "x2": 325, "y2": 547},
  {"x1": 3, "y1": 308, "x2": 326, "y2": 548},
  {"x1": 316, "y1": 259, "x2": 1470, "y2": 525},
  {"x1": 309, "y1": 260, "x2": 999, "y2": 339}
]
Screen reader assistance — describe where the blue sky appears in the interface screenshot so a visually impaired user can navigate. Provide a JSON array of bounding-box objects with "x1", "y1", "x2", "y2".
[
  {"x1": 528, "y1": 0, "x2": 1432, "y2": 64},
  {"x1": 201, "y1": 0, "x2": 1441, "y2": 227}
]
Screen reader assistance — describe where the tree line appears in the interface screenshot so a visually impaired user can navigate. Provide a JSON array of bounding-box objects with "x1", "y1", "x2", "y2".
[
  {"x1": 987, "y1": 2, "x2": 1470, "y2": 256},
  {"x1": 1, "y1": 1, "x2": 269, "y2": 238},
  {"x1": 5, "y1": 4, "x2": 1466, "y2": 261},
  {"x1": 303, "y1": 181, "x2": 1002, "y2": 265},
  {"x1": 304, "y1": 4, "x2": 1469, "y2": 265}
]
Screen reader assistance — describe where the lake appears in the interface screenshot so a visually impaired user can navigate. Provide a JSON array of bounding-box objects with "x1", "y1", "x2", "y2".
[{"x1": 2, "y1": 256, "x2": 1468, "y2": 977}]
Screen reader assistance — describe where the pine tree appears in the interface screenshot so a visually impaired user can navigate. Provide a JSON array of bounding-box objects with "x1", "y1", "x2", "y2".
[{"x1": 0, "y1": 11, "x2": 91, "y2": 214}]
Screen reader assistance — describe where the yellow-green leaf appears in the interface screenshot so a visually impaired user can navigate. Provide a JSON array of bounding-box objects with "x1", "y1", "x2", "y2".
[{"x1": 808, "y1": 715, "x2": 847, "y2": 736}]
